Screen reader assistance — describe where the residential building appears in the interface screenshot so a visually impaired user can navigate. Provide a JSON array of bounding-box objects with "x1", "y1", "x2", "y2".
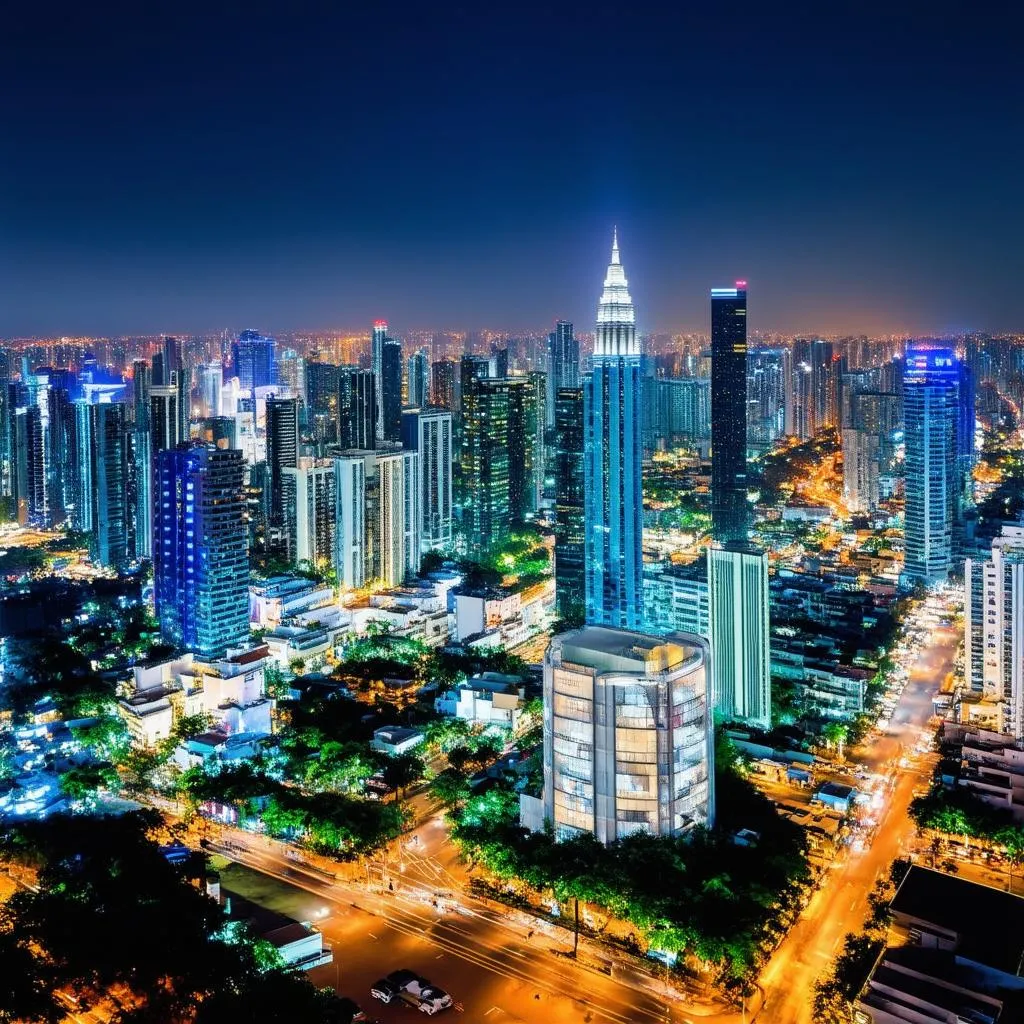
[
  {"x1": 708, "y1": 542, "x2": 771, "y2": 729},
  {"x1": 537, "y1": 626, "x2": 714, "y2": 843},
  {"x1": 332, "y1": 448, "x2": 419, "y2": 588},
  {"x1": 642, "y1": 561, "x2": 709, "y2": 638},
  {"x1": 282, "y1": 458, "x2": 336, "y2": 567},
  {"x1": 584, "y1": 230, "x2": 643, "y2": 629},
  {"x1": 964, "y1": 524, "x2": 1024, "y2": 738},
  {"x1": 430, "y1": 359, "x2": 456, "y2": 410},
  {"x1": 434, "y1": 672, "x2": 527, "y2": 730},
  {"x1": 401, "y1": 407, "x2": 454, "y2": 553}
]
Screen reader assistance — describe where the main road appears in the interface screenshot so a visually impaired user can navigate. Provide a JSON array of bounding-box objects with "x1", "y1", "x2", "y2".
[{"x1": 757, "y1": 603, "x2": 957, "y2": 1024}]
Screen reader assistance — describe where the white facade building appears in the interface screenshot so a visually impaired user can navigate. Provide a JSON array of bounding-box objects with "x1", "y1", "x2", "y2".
[
  {"x1": 708, "y1": 543, "x2": 771, "y2": 730},
  {"x1": 539, "y1": 626, "x2": 714, "y2": 844}
]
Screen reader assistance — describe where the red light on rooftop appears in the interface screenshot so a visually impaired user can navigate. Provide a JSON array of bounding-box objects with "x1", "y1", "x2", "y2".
[
  {"x1": 374, "y1": 319, "x2": 388, "y2": 328},
  {"x1": 735, "y1": 280, "x2": 748, "y2": 288}
]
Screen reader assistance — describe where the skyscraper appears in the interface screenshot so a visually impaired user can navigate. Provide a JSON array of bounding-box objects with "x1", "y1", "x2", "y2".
[
  {"x1": 553, "y1": 387, "x2": 585, "y2": 620},
  {"x1": 710, "y1": 283, "x2": 749, "y2": 543},
  {"x1": 401, "y1": 408, "x2": 453, "y2": 553},
  {"x1": 507, "y1": 375, "x2": 544, "y2": 522},
  {"x1": 584, "y1": 230, "x2": 643, "y2": 629},
  {"x1": 541, "y1": 626, "x2": 714, "y2": 843},
  {"x1": 903, "y1": 348, "x2": 962, "y2": 585},
  {"x1": 371, "y1": 320, "x2": 388, "y2": 438},
  {"x1": 282, "y1": 458, "x2": 336, "y2": 567},
  {"x1": 546, "y1": 320, "x2": 579, "y2": 429},
  {"x1": 332, "y1": 448, "x2": 419, "y2": 587},
  {"x1": 198, "y1": 362, "x2": 223, "y2": 418},
  {"x1": 964, "y1": 524, "x2": 1024, "y2": 738},
  {"x1": 232, "y1": 330, "x2": 276, "y2": 392},
  {"x1": 265, "y1": 396, "x2": 300, "y2": 542},
  {"x1": 431, "y1": 359, "x2": 456, "y2": 410},
  {"x1": 72, "y1": 402, "x2": 131, "y2": 568},
  {"x1": 130, "y1": 360, "x2": 152, "y2": 559},
  {"x1": 381, "y1": 337, "x2": 403, "y2": 442},
  {"x1": 406, "y1": 350, "x2": 429, "y2": 409},
  {"x1": 305, "y1": 357, "x2": 339, "y2": 442},
  {"x1": 150, "y1": 376, "x2": 184, "y2": 455},
  {"x1": 153, "y1": 443, "x2": 249, "y2": 657},
  {"x1": 707, "y1": 542, "x2": 771, "y2": 729},
  {"x1": 460, "y1": 373, "x2": 510, "y2": 557},
  {"x1": 337, "y1": 367, "x2": 376, "y2": 450}
]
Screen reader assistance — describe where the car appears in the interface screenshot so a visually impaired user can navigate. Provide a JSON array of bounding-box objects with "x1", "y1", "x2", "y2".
[
  {"x1": 370, "y1": 980, "x2": 399, "y2": 1004},
  {"x1": 386, "y1": 969, "x2": 426, "y2": 994},
  {"x1": 335, "y1": 997, "x2": 367, "y2": 1023}
]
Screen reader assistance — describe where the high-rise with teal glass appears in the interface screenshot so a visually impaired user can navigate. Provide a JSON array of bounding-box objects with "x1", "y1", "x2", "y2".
[{"x1": 584, "y1": 230, "x2": 643, "y2": 629}]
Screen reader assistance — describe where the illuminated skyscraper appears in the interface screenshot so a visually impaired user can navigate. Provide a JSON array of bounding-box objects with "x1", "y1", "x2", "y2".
[
  {"x1": 153, "y1": 443, "x2": 249, "y2": 657},
  {"x1": 707, "y1": 542, "x2": 770, "y2": 729},
  {"x1": 430, "y1": 359, "x2": 456, "y2": 410},
  {"x1": 584, "y1": 230, "x2": 643, "y2": 629},
  {"x1": 903, "y1": 348, "x2": 963, "y2": 585},
  {"x1": 460, "y1": 372, "x2": 510, "y2": 557},
  {"x1": 265, "y1": 396, "x2": 299, "y2": 531},
  {"x1": 337, "y1": 367, "x2": 376, "y2": 450},
  {"x1": 282, "y1": 458, "x2": 336, "y2": 567},
  {"x1": 402, "y1": 407, "x2": 453, "y2": 553},
  {"x1": 710, "y1": 283, "x2": 749, "y2": 543},
  {"x1": 546, "y1": 320, "x2": 579, "y2": 428},
  {"x1": 554, "y1": 387, "x2": 585, "y2": 619},
  {"x1": 381, "y1": 337, "x2": 403, "y2": 442},
  {"x1": 232, "y1": 330, "x2": 276, "y2": 391},
  {"x1": 406, "y1": 350, "x2": 429, "y2": 408}
]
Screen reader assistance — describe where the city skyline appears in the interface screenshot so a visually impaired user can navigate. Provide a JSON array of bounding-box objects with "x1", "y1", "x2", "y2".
[{"x1": 3, "y1": 6, "x2": 1024, "y2": 337}]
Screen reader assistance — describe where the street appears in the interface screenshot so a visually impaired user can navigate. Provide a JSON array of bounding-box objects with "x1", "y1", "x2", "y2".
[{"x1": 757, "y1": 608, "x2": 956, "y2": 1024}]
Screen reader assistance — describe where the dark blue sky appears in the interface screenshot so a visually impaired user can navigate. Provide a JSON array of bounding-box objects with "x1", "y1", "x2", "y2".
[{"x1": 2, "y1": 2, "x2": 1022, "y2": 337}]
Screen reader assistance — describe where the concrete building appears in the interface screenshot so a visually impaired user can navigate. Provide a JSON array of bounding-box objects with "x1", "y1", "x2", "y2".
[
  {"x1": 282, "y1": 457, "x2": 336, "y2": 568},
  {"x1": 401, "y1": 407, "x2": 453, "y2": 553},
  {"x1": 434, "y1": 672, "x2": 527, "y2": 730},
  {"x1": 708, "y1": 543, "x2": 771, "y2": 729},
  {"x1": 642, "y1": 562, "x2": 709, "y2": 639},
  {"x1": 538, "y1": 626, "x2": 714, "y2": 844},
  {"x1": 964, "y1": 523, "x2": 1024, "y2": 739}
]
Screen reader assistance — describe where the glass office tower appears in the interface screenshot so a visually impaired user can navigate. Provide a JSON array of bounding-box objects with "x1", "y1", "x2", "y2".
[
  {"x1": 710, "y1": 283, "x2": 749, "y2": 543},
  {"x1": 584, "y1": 231, "x2": 643, "y2": 629}
]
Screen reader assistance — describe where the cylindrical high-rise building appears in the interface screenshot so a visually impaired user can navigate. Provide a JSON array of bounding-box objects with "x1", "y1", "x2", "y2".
[
  {"x1": 542, "y1": 626, "x2": 714, "y2": 844},
  {"x1": 584, "y1": 230, "x2": 643, "y2": 629}
]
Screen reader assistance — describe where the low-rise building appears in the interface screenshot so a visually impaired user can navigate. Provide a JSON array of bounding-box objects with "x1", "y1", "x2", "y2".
[
  {"x1": 249, "y1": 575, "x2": 335, "y2": 629},
  {"x1": 370, "y1": 726, "x2": 424, "y2": 756},
  {"x1": 854, "y1": 867, "x2": 1024, "y2": 1023},
  {"x1": 434, "y1": 671, "x2": 527, "y2": 729},
  {"x1": 943, "y1": 724, "x2": 1024, "y2": 822}
]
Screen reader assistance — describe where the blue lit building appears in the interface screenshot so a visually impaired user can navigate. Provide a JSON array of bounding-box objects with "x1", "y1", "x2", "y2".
[
  {"x1": 903, "y1": 348, "x2": 963, "y2": 585},
  {"x1": 153, "y1": 443, "x2": 250, "y2": 657},
  {"x1": 584, "y1": 231, "x2": 643, "y2": 629},
  {"x1": 232, "y1": 329, "x2": 276, "y2": 391}
]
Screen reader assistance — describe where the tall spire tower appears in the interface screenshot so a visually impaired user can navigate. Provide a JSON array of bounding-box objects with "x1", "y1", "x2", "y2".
[{"x1": 584, "y1": 230, "x2": 644, "y2": 629}]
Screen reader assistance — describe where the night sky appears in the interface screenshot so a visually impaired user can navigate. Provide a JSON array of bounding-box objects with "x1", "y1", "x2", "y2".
[{"x1": 2, "y1": 2, "x2": 1023, "y2": 338}]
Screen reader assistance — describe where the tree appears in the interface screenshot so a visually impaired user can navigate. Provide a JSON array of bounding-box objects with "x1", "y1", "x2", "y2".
[
  {"x1": 429, "y1": 768, "x2": 471, "y2": 808},
  {"x1": 382, "y1": 752, "x2": 425, "y2": 805},
  {"x1": 822, "y1": 722, "x2": 849, "y2": 761},
  {"x1": 58, "y1": 763, "x2": 120, "y2": 802}
]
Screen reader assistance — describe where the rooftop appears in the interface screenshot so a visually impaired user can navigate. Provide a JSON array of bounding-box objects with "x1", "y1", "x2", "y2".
[
  {"x1": 891, "y1": 866, "x2": 1024, "y2": 975},
  {"x1": 552, "y1": 626, "x2": 704, "y2": 676}
]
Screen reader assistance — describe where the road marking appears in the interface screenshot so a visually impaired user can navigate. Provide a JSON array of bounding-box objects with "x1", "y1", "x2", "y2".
[
  {"x1": 368, "y1": 932, "x2": 378, "y2": 939},
  {"x1": 484, "y1": 1008, "x2": 499, "y2": 1016}
]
